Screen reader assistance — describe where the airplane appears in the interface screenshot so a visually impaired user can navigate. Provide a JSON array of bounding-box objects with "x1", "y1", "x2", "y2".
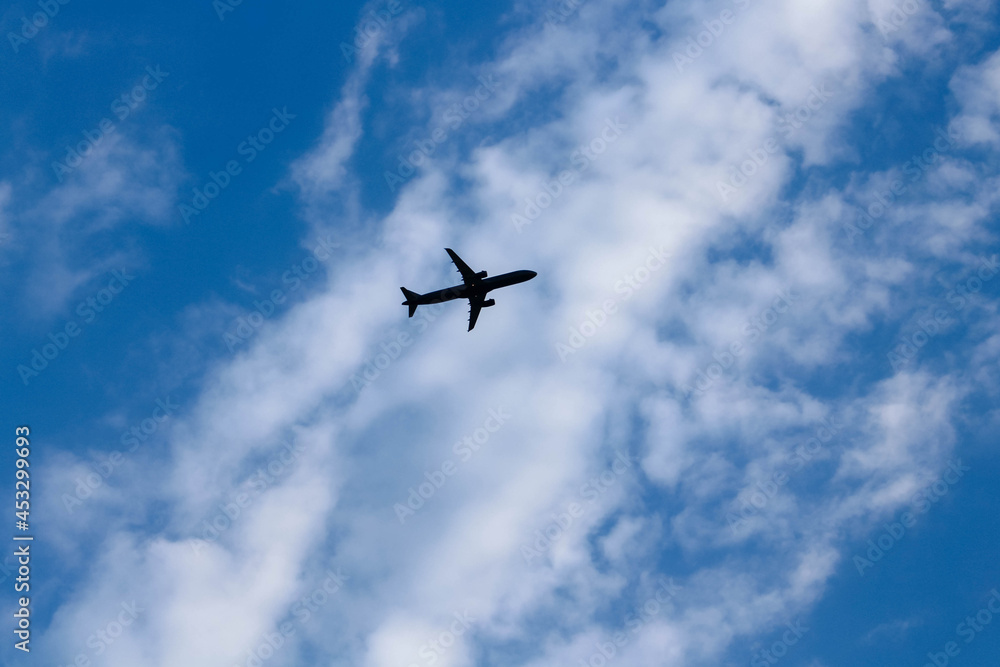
[{"x1": 401, "y1": 248, "x2": 537, "y2": 331}]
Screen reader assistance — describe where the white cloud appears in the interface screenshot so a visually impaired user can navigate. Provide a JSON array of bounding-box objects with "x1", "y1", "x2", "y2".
[{"x1": 3, "y1": 130, "x2": 183, "y2": 318}]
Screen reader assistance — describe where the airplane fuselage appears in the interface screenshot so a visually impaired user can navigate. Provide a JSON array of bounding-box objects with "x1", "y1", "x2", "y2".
[{"x1": 410, "y1": 270, "x2": 537, "y2": 304}]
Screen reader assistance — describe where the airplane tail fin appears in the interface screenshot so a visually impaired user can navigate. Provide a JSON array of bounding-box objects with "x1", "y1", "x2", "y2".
[{"x1": 400, "y1": 287, "x2": 419, "y2": 317}]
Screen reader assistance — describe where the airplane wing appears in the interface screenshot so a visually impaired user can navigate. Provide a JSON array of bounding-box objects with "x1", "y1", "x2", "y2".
[
  {"x1": 467, "y1": 296, "x2": 484, "y2": 331},
  {"x1": 445, "y1": 248, "x2": 478, "y2": 285}
]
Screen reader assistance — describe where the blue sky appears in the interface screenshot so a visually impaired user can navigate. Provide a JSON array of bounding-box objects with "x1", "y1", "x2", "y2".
[{"x1": 2, "y1": 0, "x2": 1000, "y2": 665}]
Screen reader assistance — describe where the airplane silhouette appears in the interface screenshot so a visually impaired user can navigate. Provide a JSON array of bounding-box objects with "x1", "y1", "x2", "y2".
[{"x1": 401, "y1": 248, "x2": 537, "y2": 331}]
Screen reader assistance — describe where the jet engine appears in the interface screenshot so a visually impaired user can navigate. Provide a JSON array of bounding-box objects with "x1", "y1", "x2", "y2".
[
  {"x1": 482, "y1": 299, "x2": 496, "y2": 307},
  {"x1": 476, "y1": 270, "x2": 487, "y2": 279}
]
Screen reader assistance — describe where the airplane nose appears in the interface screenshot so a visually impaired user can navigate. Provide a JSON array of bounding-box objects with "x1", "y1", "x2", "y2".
[{"x1": 527, "y1": 270, "x2": 537, "y2": 278}]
